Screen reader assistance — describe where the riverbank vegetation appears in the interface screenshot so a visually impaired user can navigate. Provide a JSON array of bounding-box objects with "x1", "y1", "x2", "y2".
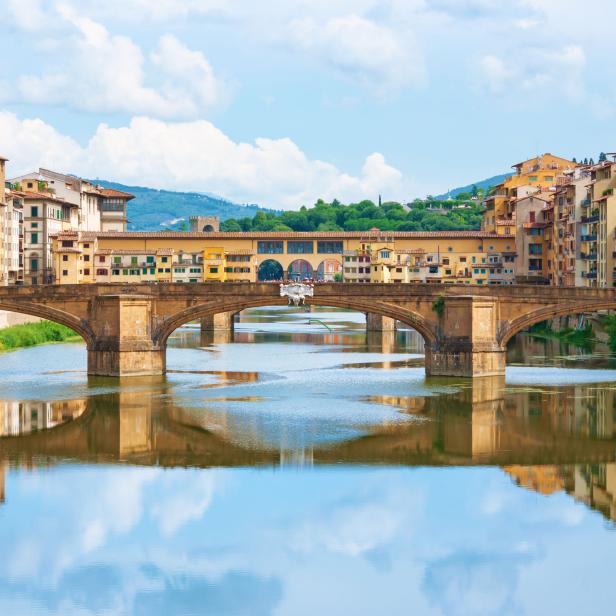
[
  {"x1": 528, "y1": 321, "x2": 595, "y2": 348},
  {"x1": 220, "y1": 195, "x2": 486, "y2": 233},
  {"x1": 601, "y1": 314, "x2": 616, "y2": 353},
  {"x1": 0, "y1": 321, "x2": 81, "y2": 352}
]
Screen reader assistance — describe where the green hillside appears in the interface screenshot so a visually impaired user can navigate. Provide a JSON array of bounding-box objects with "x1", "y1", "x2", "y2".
[
  {"x1": 435, "y1": 173, "x2": 509, "y2": 200},
  {"x1": 93, "y1": 180, "x2": 274, "y2": 231}
]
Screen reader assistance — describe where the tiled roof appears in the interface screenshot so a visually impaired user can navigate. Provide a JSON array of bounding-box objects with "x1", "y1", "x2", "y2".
[
  {"x1": 89, "y1": 230, "x2": 505, "y2": 240},
  {"x1": 14, "y1": 191, "x2": 73, "y2": 205},
  {"x1": 99, "y1": 188, "x2": 135, "y2": 200}
]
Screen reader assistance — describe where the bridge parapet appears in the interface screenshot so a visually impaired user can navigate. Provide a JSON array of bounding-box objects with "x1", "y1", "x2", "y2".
[{"x1": 0, "y1": 283, "x2": 615, "y2": 378}]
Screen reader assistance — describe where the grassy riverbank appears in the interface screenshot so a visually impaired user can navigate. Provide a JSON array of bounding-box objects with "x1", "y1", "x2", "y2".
[{"x1": 0, "y1": 321, "x2": 81, "y2": 352}]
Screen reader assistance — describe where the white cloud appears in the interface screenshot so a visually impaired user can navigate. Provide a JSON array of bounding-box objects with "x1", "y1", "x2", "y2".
[
  {"x1": 0, "y1": 112, "x2": 405, "y2": 209},
  {"x1": 478, "y1": 45, "x2": 587, "y2": 101},
  {"x1": 288, "y1": 14, "x2": 424, "y2": 93},
  {"x1": 4, "y1": 8, "x2": 227, "y2": 119}
]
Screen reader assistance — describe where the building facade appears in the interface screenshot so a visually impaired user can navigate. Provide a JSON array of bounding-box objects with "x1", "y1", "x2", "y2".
[{"x1": 51, "y1": 229, "x2": 517, "y2": 285}]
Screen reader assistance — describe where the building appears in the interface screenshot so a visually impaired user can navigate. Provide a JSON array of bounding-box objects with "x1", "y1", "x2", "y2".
[
  {"x1": 0, "y1": 156, "x2": 23, "y2": 286},
  {"x1": 8, "y1": 168, "x2": 134, "y2": 284},
  {"x1": 51, "y1": 229, "x2": 517, "y2": 285},
  {"x1": 482, "y1": 153, "x2": 574, "y2": 236}
]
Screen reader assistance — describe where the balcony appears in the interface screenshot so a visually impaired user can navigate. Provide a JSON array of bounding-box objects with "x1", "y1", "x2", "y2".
[
  {"x1": 583, "y1": 272, "x2": 597, "y2": 279},
  {"x1": 581, "y1": 235, "x2": 597, "y2": 242},
  {"x1": 581, "y1": 214, "x2": 599, "y2": 224},
  {"x1": 581, "y1": 253, "x2": 598, "y2": 261},
  {"x1": 581, "y1": 198, "x2": 591, "y2": 207}
]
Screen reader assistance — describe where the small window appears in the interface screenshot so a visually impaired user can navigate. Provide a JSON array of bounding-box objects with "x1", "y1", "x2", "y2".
[
  {"x1": 84, "y1": 268, "x2": 90, "y2": 275},
  {"x1": 31, "y1": 206, "x2": 39, "y2": 217},
  {"x1": 62, "y1": 255, "x2": 68, "y2": 262}
]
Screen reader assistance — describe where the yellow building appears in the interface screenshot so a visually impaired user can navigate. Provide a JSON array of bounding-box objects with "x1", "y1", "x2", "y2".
[
  {"x1": 483, "y1": 153, "x2": 574, "y2": 235},
  {"x1": 52, "y1": 229, "x2": 517, "y2": 286}
]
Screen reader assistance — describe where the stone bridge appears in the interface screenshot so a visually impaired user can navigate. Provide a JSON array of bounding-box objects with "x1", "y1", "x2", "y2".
[{"x1": 0, "y1": 282, "x2": 615, "y2": 377}]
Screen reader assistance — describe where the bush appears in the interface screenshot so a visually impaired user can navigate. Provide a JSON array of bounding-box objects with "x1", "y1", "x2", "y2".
[{"x1": 0, "y1": 321, "x2": 80, "y2": 351}]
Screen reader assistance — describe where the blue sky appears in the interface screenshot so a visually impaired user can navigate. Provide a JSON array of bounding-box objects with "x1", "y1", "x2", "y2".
[{"x1": 0, "y1": 0, "x2": 614, "y2": 209}]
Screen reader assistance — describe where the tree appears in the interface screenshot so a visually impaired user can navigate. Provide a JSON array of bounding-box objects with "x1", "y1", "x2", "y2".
[
  {"x1": 599, "y1": 152, "x2": 607, "y2": 162},
  {"x1": 471, "y1": 184, "x2": 479, "y2": 197},
  {"x1": 221, "y1": 219, "x2": 242, "y2": 232}
]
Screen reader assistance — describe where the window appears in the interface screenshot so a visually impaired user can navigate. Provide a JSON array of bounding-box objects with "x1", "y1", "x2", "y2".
[
  {"x1": 84, "y1": 243, "x2": 90, "y2": 249},
  {"x1": 146, "y1": 256, "x2": 155, "y2": 264},
  {"x1": 225, "y1": 267, "x2": 233, "y2": 273},
  {"x1": 317, "y1": 241, "x2": 343, "y2": 254},
  {"x1": 31, "y1": 233, "x2": 38, "y2": 244},
  {"x1": 257, "y1": 241, "x2": 283, "y2": 254},
  {"x1": 31, "y1": 259, "x2": 38, "y2": 271},
  {"x1": 529, "y1": 244, "x2": 542, "y2": 255},
  {"x1": 62, "y1": 255, "x2": 68, "y2": 262},
  {"x1": 380, "y1": 250, "x2": 391, "y2": 259},
  {"x1": 158, "y1": 268, "x2": 163, "y2": 273},
  {"x1": 61, "y1": 240, "x2": 73, "y2": 248},
  {"x1": 544, "y1": 175, "x2": 553, "y2": 182},
  {"x1": 131, "y1": 256, "x2": 138, "y2": 265},
  {"x1": 528, "y1": 175, "x2": 538, "y2": 182},
  {"x1": 210, "y1": 267, "x2": 218, "y2": 273},
  {"x1": 122, "y1": 269, "x2": 128, "y2": 275},
  {"x1": 287, "y1": 241, "x2": 314, "y2": 254},
  {"x1": 448, "y1": 246, "x2": 453, "y2": 252},
  {"x1": 165, "y1": 268, "x2": 171, "y2": 273},
  {"x1": 62, "y1": 270, "x2": 68, "y2": 276},
  {"x1": 99, "y1": 256, "x2": 106, "y2": 263},
  {"x1": 460, "y1": 257, "x2": 466, "y2": 263},
  {"x1": 161, "y1": 256, "x2": 168, "y2": 263},
  {"x1": 442, "y1": 258, "x2": 449, "y2": 265},
  {"x1": 84, "y1": 255, "x2": 90, "y2": 262},
  {"x1": 150, "y1": 268, "x2": 155, "y2": 275},
  {"x1": 113, "y1": 256, "x2": 121, "y2": 264},
  {"x1": 31, "y1": 222, "x2": 38, "y2": 229},
  {"x1": 112, "y1": 270, "x2": 120, "y2": 276},
  {"x1": 96, "y1": 269, "x2": 108, "y2": 276},
  {"x1": 84, "y1": 269, "x2": 90, "y2": 276},
  {"x1": 31, "y1": 206, "x2": 39, "y2": 217}
]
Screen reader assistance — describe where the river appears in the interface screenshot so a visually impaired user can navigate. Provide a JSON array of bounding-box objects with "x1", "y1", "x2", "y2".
[{"x1": 1, "y1": 306, "x2": 616, "y2": 615}]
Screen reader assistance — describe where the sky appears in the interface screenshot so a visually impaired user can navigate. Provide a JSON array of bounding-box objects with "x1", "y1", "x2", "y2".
[{"x1": 0, "y1": 0, "x2": 614, "y2": 209}]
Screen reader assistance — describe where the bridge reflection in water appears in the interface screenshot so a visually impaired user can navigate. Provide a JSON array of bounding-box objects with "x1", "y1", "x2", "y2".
[{"x1": 1, "y1": 376, "x2": 616, "y2": 522}]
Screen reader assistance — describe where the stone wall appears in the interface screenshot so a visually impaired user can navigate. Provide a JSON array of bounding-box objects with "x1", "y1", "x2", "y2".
[{"x1": 0, "y1": 310, "x2": 41, "y2": 329}]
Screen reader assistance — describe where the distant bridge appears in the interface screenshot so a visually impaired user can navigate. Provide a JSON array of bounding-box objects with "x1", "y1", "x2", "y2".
[{"x1": 0, "y1": 282, "x2": 615, "y2": 377}]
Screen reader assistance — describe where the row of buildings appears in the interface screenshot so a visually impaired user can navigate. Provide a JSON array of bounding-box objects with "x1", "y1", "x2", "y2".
[
  {"x1": 482, "y1": 152, "x2": 616, "y2": 287},
  {"x1": 2, "y1": 152, "x2": 616, "y2": 287},
  {"x1": 0, "y1": 157, "x2": 133, "y2": 286}
]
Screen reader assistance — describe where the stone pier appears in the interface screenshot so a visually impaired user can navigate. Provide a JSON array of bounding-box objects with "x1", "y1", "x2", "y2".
[
  {"x1": 87, "y1": 295, "x2": 165, "y2": 377},
  {"x1": 424, "y1": 296, "x2": 505, "y2": 378},
  {"x1": 365, "y1": 313, "x2": 397, "y2": 332},
  {"x1": 200, "y1": 311, "x2": 235, "y2": 332}
]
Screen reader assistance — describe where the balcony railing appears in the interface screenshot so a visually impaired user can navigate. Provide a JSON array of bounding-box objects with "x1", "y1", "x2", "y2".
[
  {"x1": 581, "y1": 235, "x2": 597, "y2": 242},
  {"x1": 581, "y1": 253, "x2": 598, "y2": 261},
  {"x1": 581, "y1": 198, "x2": 591, "y2": 207},
  {"x1": 581, "y1": 214, "x2": 599, "y2": 224},
  {"x1": 583, "y1": 272, "x2": 597, "y2": 279}
]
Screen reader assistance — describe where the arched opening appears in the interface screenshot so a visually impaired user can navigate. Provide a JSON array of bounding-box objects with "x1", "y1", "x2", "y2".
[
  {"x1": 258, "y1": 259, "x2": 284, "y2": 281},
  {"x1": 317, "y1": 259, "x2": 342, "y2": 282},
  {"x1": 202, "y1": 224, "x2": 215, "y2": 232},
  {"x1": 287, "y1": 259, "x2": 313, "y2": 281}
]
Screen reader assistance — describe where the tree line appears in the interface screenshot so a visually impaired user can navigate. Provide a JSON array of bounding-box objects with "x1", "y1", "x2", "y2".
[{"x1": 220, "y1": 194, "x2": 486, "y2": 233}]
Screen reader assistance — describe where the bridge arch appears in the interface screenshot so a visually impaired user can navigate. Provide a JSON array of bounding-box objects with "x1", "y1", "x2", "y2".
[
  {"x1": 287, "y1": 259, "x2": 313, "y2": 281},
  {"x1": 257, "y1": 259, "x2": 283, "y2": 281},
  {"x1": 316, "y1": 259, "x2": 342, "y2": 282},
  {"x1": 499, "y1": 301, "x2": 616, "y2": 349},
  {"x1": 153, "y1": 297, "x2": 437, "y2": 349},
  {"x1": 0, "y1": 301, "x2": 94, "y2": 345}
]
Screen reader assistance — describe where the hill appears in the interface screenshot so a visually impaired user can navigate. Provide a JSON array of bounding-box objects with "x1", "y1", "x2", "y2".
[
  {"x1": 435, "y1": 173, "x2": 510, "y2": 199},
  {"x1": 92, "y1": 180, "x2": 273, "y2": 231}
]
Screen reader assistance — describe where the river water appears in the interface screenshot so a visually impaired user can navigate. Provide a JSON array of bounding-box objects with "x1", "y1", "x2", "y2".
[{"x1": 1, "y1": 307, "x2": 616, "y2": 615}]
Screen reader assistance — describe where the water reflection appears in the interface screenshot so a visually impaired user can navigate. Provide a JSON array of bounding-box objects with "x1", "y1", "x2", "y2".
[{"x1": 3, "y1": 308, "x2": 616, "y2": 614}]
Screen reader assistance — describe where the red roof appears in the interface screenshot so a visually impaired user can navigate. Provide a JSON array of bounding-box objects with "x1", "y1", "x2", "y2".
[
  {"x1": 99, "y1": 188, "x2": 135, "y2": 200},
  {"x1": 88, "y1": 230, "x2": 505, "y2": 240}
]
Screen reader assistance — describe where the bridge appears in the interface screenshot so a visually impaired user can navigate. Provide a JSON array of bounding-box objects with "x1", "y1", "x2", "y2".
[{"x1": 0, "y1": 282, "x2": 615, "y2": 378}]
